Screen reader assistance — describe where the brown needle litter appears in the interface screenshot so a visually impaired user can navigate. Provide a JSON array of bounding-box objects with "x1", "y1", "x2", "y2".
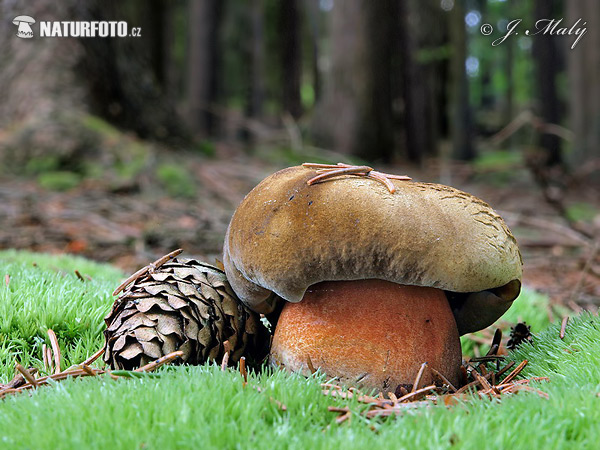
[
  {"x1": 15, "y1": 365, "x2": 39, "y2": 388},
  {"x1": 0, "y1": 329, "x2": 185, "y2": 401},
  {"x1": 240, "y1": 357, "x2": 248, "y2": 385},
  {"x1": 221, "y1": 340, "x2": 231, "y2": 371},
  {"x1": 430, "y1": 368, "x2": 457, "y2": 393},
  {"x1": 135, "y1": 351, "x2": 184, "y2": 373},
  {"x1": 302, "y1": 162, "x2": 411, "y2": 194},
  {"x1": 47, "y1": 329, "x2": 62, "y2": 375},
  {"x1": 560, "y1": 316, "x2": 569, "y2": 339},
  {"x1": 324, "y1": 332, "x2": 550, "y2": 423},
  {"x1": 411, "y1": 362, "x2": 428, "y2": 393}
]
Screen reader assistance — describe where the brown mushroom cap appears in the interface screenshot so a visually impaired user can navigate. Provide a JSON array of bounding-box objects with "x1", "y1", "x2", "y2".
[{"x1": 224, "y1": 165, "x2": 522, "y2": 334}]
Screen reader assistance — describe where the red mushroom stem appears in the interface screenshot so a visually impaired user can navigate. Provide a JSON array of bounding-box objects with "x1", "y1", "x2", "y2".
[{"x1": 269, "y1": 279, "x2": 462, "y2": 393}]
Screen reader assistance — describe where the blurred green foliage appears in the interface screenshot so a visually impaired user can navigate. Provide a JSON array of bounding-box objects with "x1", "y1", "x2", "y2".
[
  {"x1": 193, "y1": 140, "x2": 216, "y2": 157},
  {"x1": 156, "y1": 163, "x2": 196, "y2": 198},
  {"x1": 467, "y1": 1, "x2": 535, "y2": 115},
  {"x1": 566, "y1": 202, "x2": 598, "y2": 223},
  {"x1": 81, "y1": 115, "x2": 121, "y2": 139},
  {"x1": 37, "y1": 171, "x2": 81, "y2": 191},
  {"x1": 473, "y1": 149, "x2": 522, "y2": 171}
]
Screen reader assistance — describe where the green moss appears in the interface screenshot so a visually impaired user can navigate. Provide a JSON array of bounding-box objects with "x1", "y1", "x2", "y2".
[
  {"x1": 37, "y1": 171, "x2": 81, "y2": 191},
  {"x1": 462, "y1": 287, "x2": 570, "y2": 356},
  {"x1": 473, "y1": 150, "x2": 522, "y2": 171},
  {"x1": 156, "y1": 163, "x2": 197, "y2": 198},
  {"x1": 0, "y1": 250, "x2": 123, "y2": 381},
  {"x1": 24, "y1": 156, "x2": 61, "y2": 175},
  {"x1": 193, "y1": 140, "x2": 217, "y2": 157},
  {"x1": 1, "y1": 250, "x2": 599, "y2": 449},
  {"x1": 81, "y1": 115, "x2": 121, "y2": 139},
  {"x1": 566, "y1": 202, "x2": 598, "y2": 223}
]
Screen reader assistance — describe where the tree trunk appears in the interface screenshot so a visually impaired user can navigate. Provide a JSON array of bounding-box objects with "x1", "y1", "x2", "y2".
[
  {"x1": 0, "y1": 0, "x2": 187, "y2": 172},
  {"x1": 239, "y1": 0, "x2": 265, "y2": 144},
  {"x1": 448, "y1": 1, "x2": 475, "y2": 160},
  {"x1": 146, "y1": 0, "x2": 167, "y2": 87},
  {"x1": 81, "y1": 2, "x2": 187, "y2": 142},
  {"x1": 248, "y1": 0, "x2": 265, "y2": 120},
  {"x1": 305, "y1": 0, "x2": 322, "y2": 103},
  {"x1": 312, "y1": 0, "x2": 395, "y2": 161},
  {"x1": 532, "y1": 0, "x2": 562, "y2": 167},
  {"x1": 279, "y1": 0, "x2": 302, "y2": 119},
  {"x1": 568, "y1": 0, "x2": 600, "y2": 166},
  {"x1": 502, "y1": 33, "x2": 515, "y2": 128},
  {"x1": 397, "y1": 0, "x2": 441, "y2": 164},
  {"x1": 186, "y1": 0, "x2": 224, "y2": 137}
]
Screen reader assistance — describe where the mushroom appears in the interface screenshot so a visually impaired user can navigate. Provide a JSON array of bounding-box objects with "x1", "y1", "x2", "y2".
[
  {"x1": 13, "y1": 16, "x2": 35, "y2": 38},
  {"x1": 223, "y1": 164, "x2": 522, "y2": 392}
]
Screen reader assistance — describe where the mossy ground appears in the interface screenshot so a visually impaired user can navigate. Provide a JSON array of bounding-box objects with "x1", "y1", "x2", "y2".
[{"x1": 1, "y1": 250, "x2": 598, "y2": 449}]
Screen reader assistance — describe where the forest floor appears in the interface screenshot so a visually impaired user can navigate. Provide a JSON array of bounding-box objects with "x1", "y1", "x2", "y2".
[{"x1": 1, "y1": 143, "x2": 598, "y2": 315}]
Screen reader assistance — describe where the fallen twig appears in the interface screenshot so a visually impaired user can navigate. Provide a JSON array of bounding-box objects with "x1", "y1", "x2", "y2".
[
  {"x1": 411, "y1": 362, "x2": 428, "y2": 393},
  {"x1": 1, "y1": 347, "x2": 185, "y2": 401},
  {"x1": 397, "y1": 385, "x2": 437, "y2": 403},
  {"x1": 135, "y1": 351, "x2": 184, "y2": 373},
  {"x1": 112, "y1": 249, "x2": 183, "y2": 296},
  {"x1": 501, "y1": 360, "x2": 529, "y2": 384},
  {"x1": 323, "y1": 330, "x2": 551, "y2": 425},
  {"x1": 430, "y1": 368, "x2": 458, "y2": 393},
  {"x1": 307, "y1": 355, "x2": 316, "y2": 375},
  {"x1": 15, "y1": 365, "x2": 39, "y2": 388},
  {"x1": 560, "y1": 317, "x2": 569, "y2": 340},
  {"x1": 47, "y1": 329, "x2": 61, "y2": 375},
  {"x1": 240, "y1": 357, "x2": 247, "y2": 385},
  {"x1": 221, "y1": 340, "x2": 231, "y2": 371},
  {"x1": 82, "y1": 347, "x2": 105, "y2": 367}
]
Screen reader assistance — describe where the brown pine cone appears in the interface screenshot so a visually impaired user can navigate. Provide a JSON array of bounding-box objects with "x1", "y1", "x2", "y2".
[{"x1": 103, "y1": 252, "x2": 270, "y2": 370}]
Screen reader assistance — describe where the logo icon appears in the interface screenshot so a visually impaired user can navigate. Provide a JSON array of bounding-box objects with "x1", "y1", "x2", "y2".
[{"x1": 13, "y1": 16, "x2": 35, "y2": 39}]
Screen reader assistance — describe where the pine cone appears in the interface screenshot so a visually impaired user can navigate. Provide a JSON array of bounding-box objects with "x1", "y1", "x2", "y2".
[{"x1": 103, "y1": 253, "x2": 270, "y2": 370}]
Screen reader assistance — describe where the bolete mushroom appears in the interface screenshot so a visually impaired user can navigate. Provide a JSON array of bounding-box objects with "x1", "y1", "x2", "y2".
[
  {"x1": 13, "y1": 16, "x2": 35, "y2": 39},
  {"x1": 223, "y1": 164, "x2": 522, "y2": 392}
]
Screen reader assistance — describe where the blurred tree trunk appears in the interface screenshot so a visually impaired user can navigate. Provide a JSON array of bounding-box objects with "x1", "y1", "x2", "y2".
[
  {"x1": 503, "y1": 34, "x2": 514, "y2": 128},
  {"x1": 532, "y1": 0, "x2": 562, "y2": 167},
  {"x1": 241, "y1": 0, "x2": 265, "y2": 143},
  {"x1": 312, "y1": 0, "x2": 395, "y2": 161},
  {"x1": 146, "y1": 0, "x2": 168, "y2": 87},
  {"x1": 186, "y1": 0, "x2": 224, "y2": 137},
  {"x1": 428, "y1": 5, "x2": 450, "y2": 148},
  {"x1": 248, "y1": 0, "x2": 265, "y2": 120},
  {"x1": 0, "y1": 0, "x2": 187, "y2": 172},
  {"x1": 568, "y1": 0, "x2": 600, "y2": 166},
  {"x1": 448, "y1": 1, "x2": 475, "y2": 160},
  {"x1": 145, "y1": 0, "x2": 179, "y2": 98},
  {"x1": 305, "y1": 0, "x2": 321, "y2": 102},
  {"x1": 82, "y1": 2, "x2": 188, "y2": 141},
  {"x1": 279, "y1": 0, "x2": 302, "y2": 119},
  {"x1": 398, "y1": 0, "x2": 442, "y2": 164}
]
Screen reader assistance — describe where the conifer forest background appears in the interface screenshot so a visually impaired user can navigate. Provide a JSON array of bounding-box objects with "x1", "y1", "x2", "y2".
[{"x1": 0, "y1": 0, "x2": 598, "y2": 309}]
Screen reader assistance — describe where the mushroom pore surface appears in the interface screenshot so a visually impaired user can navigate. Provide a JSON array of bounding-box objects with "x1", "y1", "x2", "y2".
[{"x1": 270, "y1": 279, "x2": 462, "y2": 391}]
